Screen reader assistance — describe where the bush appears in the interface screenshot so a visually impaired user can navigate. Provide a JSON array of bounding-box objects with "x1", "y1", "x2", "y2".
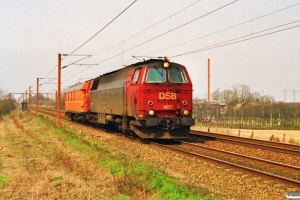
[{"x1": 0, "y1": 99, "x2": 16, "y2": 117}]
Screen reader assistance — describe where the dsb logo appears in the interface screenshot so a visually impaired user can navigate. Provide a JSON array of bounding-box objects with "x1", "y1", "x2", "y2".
[{"x1": 159, "y1": 92, "x2": 176, "y2": 100}]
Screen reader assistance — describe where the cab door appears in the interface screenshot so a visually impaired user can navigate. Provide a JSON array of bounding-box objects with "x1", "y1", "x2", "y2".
[{"x1": 125, "y1": 69, "x2": 140, "y2": 117}]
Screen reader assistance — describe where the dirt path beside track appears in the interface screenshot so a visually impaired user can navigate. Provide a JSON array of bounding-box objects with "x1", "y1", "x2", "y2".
[{"x1": 192, "y1": 125, "x2": 300, "y2": 144}]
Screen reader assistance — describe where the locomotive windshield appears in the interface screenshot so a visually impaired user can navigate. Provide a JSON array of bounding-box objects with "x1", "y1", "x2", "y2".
[
  {"x1": 145, "y1": 67, "x2": 188, "y2": 83},
  {"x1": 146, "y1": 68, "x2": 166, "y2": 83},
  {"x1": 168, "y1": 68, "x2": 188, "y2": 83}
]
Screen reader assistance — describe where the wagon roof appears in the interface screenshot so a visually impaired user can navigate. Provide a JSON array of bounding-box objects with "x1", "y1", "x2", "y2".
[
  {"x1": 65, "y1": 80, "x2": 92, "y2": 92},
  {"x1": 65, "y1": 82, "x2": 85, "y2": 92}
]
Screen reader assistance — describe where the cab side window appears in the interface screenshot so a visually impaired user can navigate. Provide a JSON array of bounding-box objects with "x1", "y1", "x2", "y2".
[{"x1": 132, "y1": 69, "x2": 140, "y2": 84}]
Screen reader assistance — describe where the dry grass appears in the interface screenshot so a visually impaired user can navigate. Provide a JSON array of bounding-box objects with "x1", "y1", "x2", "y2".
[
  {"x1": 9, "y1": 115, "x2": 24, "y2": 132},
  {"x1": 268, "y1": 134, "x2": 281, "y2": 142},
  {"x1": 289, "y1": 137, "x2": 299, "y2": 145},
  {"x1": 0, "y1": 112, "x2": 118, "y2": 199},
  {"x1": 0, "y1": 111, "x2": 207, "y2": 199}
]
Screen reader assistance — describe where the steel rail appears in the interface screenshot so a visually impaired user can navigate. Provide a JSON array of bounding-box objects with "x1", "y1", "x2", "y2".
[
  {"x1": 190, "y1": 130, "x2": 300, "y2": 155},
  {"x1": 177, "y1": 140, "x2": 300, "y2": 174},
  {"x1": 149, "y1": 141, "x2": 300, "y2": 189}
]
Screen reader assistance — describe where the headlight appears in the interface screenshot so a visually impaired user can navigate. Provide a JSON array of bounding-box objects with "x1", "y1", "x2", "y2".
[
  {"x1": 148, "y1": 101, "x2": 153, "y2": 106},
  {"x1": 163, "y1": 56, "x2": 170, "y2": 68},
  {"x1": 183, "y1": 110, "x2": 189, "y2": 115},
  {"x1": 148, "y1": 110, "x2": 155, "y2": 116},
  {"x1": 163, "y1": 61, "x2": 169, "y2": 68},
  {"x1": 182, "y1": 100, "x2": 187, "y2": 106}
]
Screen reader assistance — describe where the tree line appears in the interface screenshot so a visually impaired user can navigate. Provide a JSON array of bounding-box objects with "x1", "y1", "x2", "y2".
[{"x1": 193, "y1": 84, "x2": 300, "y2": 129}]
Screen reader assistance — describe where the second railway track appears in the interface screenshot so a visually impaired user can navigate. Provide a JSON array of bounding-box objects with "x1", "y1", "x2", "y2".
[{"x1": 190, "y1": 130, "x2": 300, "y2": 156}]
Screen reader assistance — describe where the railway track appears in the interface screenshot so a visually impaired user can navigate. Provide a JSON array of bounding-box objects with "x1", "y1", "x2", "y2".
[
  {"x1": 34, "y1": 108, "x2": 300, "y2": 189},
  {"x1": 34, "y1": 107, "x2": 67, "y2": 119},
  {"x1": 190, "y1": 130, "x2": 300, "y2": 156},
  {"x1": 149, "y1": 140, "x2": 300, "y2": 189}
]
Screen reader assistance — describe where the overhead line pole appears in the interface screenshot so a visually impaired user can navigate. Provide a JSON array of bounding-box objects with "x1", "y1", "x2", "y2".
[
  {"x1": 36, "y1": 78, "x2": 39, "y2": 115},
  {"x1": 208, "y1": 59, "x2": 210, "y2": 106},
  {"x1": 282, "y1": 89, "x2": 300, "y2": 102},
  {"x1": 57, "y1": 53, "x2": 91, "y2": 126},
  {"x1": 29, "y1": 86, "x2": 31, "y2": 110},
  {"x1": 58, "y1": 54, "x2": 61, "y2": 126}
]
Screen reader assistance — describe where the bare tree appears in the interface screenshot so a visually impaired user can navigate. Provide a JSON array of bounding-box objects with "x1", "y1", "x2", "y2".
[
  {"x1": 239, "y1": 84, "x2": 251, "y2": 105},
  {"x1": 212, "y1": 88, "x2": 221, "y2": 102},
  {"x1": 231, "y1": 84, "x2": 240, "y2": 105}
]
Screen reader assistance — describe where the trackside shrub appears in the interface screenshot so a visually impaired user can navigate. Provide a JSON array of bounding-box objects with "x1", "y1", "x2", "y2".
[{"x1": 0, "y1": 99, "x2": 16, "y2": 117}]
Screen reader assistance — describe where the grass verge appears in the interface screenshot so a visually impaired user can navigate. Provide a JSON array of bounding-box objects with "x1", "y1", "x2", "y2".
[{"x1": 34, "y1": 115, "x2": 217, "y2": 200}]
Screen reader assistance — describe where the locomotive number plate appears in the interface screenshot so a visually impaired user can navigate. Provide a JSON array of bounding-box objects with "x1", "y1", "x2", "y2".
[{"x1": 163, "y1": 105, "x2": 172, "y2": 109}]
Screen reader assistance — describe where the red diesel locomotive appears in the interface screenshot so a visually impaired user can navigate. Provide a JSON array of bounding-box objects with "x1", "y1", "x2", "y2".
[{"x1": 65, "y1": 58, "x2": 195, "y2": 139}]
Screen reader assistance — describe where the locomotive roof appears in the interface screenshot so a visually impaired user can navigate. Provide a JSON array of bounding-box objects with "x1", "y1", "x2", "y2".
[
  {"x1": 101, "y1": 59, "x2": 179, "y2": 77},
  {"x1": 130, "y1": 59, "x2": 165, "y2": 67}
]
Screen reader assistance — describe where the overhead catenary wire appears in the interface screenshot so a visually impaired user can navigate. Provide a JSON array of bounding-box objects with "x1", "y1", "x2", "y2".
[
  {"x1": 146, "y1": 2, "x2": 300, "y2": 56},
  {"x1": 192, "y1": 19, "x2": 300, "y2": 54},
  {"x1": 67, "y1": 0, "x2": 138, "y2": 57},
  {"x1": 62, "y1": 55, "x2": 97, "y2": 82},
  {"x1": 39, "y1": 0, "x2": 241, "y2": 91},
  {"x1": 93, "y1": 0, "x2": 203, "y2": 56},
  {"x1": 31, "y1": 1, "x2": 299, "y2": 93},
  {"x1": 42, "y1": 64, "x2": 57, "y2": 79},
  {"x1": 61, "y1": 0, "x2": 205, "y2": 83},
  {"x1": 37, "y1": 0, "x2": 137, "y2": 86},
  {"x1": 39, "y1": 78, "x2": 57, "y2": 86},
  {"x1": 60, "y1": 0, "x2": 237, "y2": 85},
  {"x1": 63, "y1": 66, "x2": 93, "y2": 83},
  {"x1": 63, "y1": 56, "x2": 136, "y2": 85},
  {"x1": 170, "y1": 22, "x2": 300, "y2": 58},
  {"x1": 62, "y1": 55, "x2": 91, "y2": 69},
  {"x1": 94, "y1": 0, "x2": 238, "y2": 66}
]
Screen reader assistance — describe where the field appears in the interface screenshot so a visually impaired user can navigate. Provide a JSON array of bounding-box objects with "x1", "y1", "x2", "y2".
[{"x1": 0, "y1": 110, "x2": 212, "y2": 200}]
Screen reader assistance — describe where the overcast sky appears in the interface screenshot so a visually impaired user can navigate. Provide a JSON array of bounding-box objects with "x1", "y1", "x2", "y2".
[{"x1": 1, "y1": 0, "x2": 300, "y2": 102}]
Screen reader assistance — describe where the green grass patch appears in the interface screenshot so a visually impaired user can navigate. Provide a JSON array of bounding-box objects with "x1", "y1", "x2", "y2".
[
  {"x1": 50, "y1": 176, "x2": 63, "y2": 182},
  {"x1": 35, "y1": 115, "x2": 217, "y2": 199},
  {"x1": 0, "y1": 158, "x2": 9, "y2": 188},
  {"x1": 0, "y1": 174, "x2": 9, "y2": 188}
]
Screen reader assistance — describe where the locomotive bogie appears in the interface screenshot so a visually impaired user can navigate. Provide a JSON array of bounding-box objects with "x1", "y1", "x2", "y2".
[{"x1": 130, "y1": 124, "x2": 190, "y2": 139}]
